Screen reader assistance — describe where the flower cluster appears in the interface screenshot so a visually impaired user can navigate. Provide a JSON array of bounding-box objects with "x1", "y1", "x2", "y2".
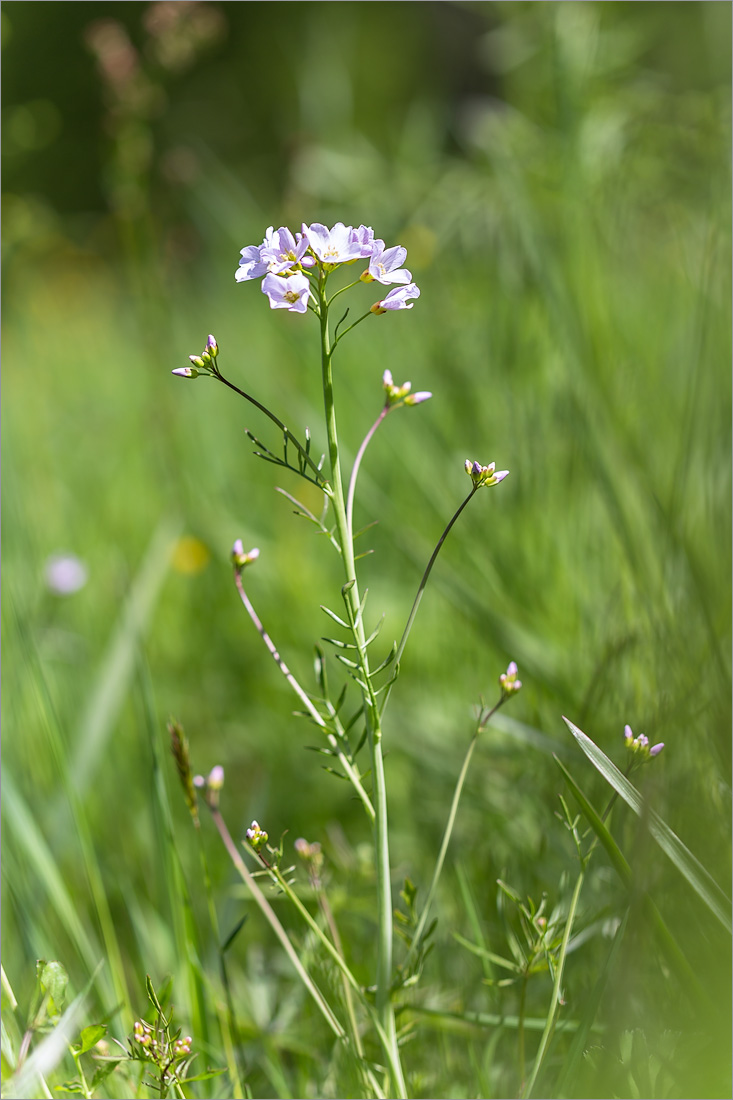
[
  {"x1": 246, "y1": 819, "x2": 268, "y2": 852},
  {"x1": 465, "y1": 460, "x2": 510, "y2": 490},
  {"x1": 624, "y1": 724, "x2": 664, "y2": 761},
  {"x1": 382, "y1": 369, "x2": 432, "y2": 409},
  {"x1": 499, "y1": 661, "x2": 522, "y2": 695},
  {"x1": 236, "y1": 222, "x2": 420, "y2": 314}
]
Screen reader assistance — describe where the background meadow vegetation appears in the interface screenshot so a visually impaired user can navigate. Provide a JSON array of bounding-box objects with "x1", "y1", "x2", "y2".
[{"x1": 2, "y1": 2, "x2": 731, "y2": 1097}]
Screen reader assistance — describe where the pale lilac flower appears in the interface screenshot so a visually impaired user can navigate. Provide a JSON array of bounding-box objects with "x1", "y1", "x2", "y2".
[
  {"x1": 260, "y1": 226, "x2": 311, "y2": 273},
  {"x1": 350, "y1": 224, "x2": 376, "y2": 256},
  {"x1": 236, "y1": 242, "x2": 269, "y2": 282},
  {"x1": 367, "y1": 240, "x2": 412, "y2": 285},
  {"x1": 465, "y1": 460, "x2": 509, "y2": 489},
  {"x1": 370, "y1": 283, "x2": 421, "y2": 313},
  {"x1": 205, "y1": 334, "x2": 218, "y2": 358},
  {"x1": 172, "y1": 366, "x2": 199, "y2": 378},
  {"x1": 261, "y1": 272, "x2": 311, "y2": 313},
  {"x1": 45, "y1": 553, "x2": 88, "y2": 595},
  {"x1": 303, "y1": 222, "x2": 363, "y2": 265}
]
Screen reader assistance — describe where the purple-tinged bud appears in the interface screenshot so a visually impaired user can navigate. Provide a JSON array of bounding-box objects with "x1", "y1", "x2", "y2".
[
  {"x1": 649, "y1": 742, "x2": 665, "y2": 757},
  {"x1": 466, "y1": 459, "x2": 510, "y2": 489},
  {"x1": 206, "y1": 334, "x2": 219, "y2": 358},
  {"x1": 172, "y1": 366, "x2": 199, "y2": 378},
  {"x1": 404, "y1": 391, "x2": 432, "y2": 406},
  {"x1": 189, "y1": 355, "x2": 206, "y2": 368},
  {"x1": 193, "y1": 774, "x2": 205, "y2": 788},
  {"x1": 207, "y1": 765, "x2": 224, "y2": 790}
]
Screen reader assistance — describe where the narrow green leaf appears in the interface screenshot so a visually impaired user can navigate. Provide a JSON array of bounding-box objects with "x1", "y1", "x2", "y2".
[
  {"x1": 320, "y1": 605, "x2": 349, "y2": 629},
  {"x1": 321, "y1": 636, "x2": 358, "y2": 650},
  {"x1": 221, "y1": 915, "x2": 248, "y2": 954},
  {"x1": 563, "y1": 716, "x2": 732, "y2": 930},
  {"x1": 452, "y1": 932, "x2": 522, "y2": 973},
  {"x1": 553, "y1": 757, "x2": 632, "y2": 885}
]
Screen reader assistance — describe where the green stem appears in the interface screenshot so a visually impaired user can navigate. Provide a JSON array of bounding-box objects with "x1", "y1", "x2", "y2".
[
  {"x1": 213, "y1": 367, "x2": 328, "y2": 487},
  {"x1": 332, "y1": 309, "x2": 373, "y2": 349},
  {"x1": 395, "y1": 489, "x2": 476, "y2": 669},
  {"x1": 233, "y1": 569, "x2": 375, "y2": 822},
  {"x1": 317, "y1": 275, "x2": 406, "y2": 1099},
  {"x1": 346, "y1": 406, "x2": 389, "y2": 538},
  {"x1": 521, "y1": 866, "x2": 585, "y2": 1099},
  {"x1": 408, "y1": 698, "x2": 506, "y2": 967}
]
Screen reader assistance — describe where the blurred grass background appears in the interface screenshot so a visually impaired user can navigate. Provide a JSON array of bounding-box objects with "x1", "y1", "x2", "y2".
[{"x1": 2, "y1": 2, "x2": 731, "y2": 1097}]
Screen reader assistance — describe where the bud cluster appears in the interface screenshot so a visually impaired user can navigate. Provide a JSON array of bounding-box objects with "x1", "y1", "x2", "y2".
[
  {"x1": 172, "y1": 334, "x2": 219, "y2": 380},
  {"x1": 246, "y1": 819, "x2": 269, "y2": 852},
  {"x1": 624, "y1": 724, "x2": 664, "y2": 761},
  {"x1": 382, "y1": 369, "x2": 432, "y2": 409},
  {"x1": 465, "y1": 459, "x2": 510, "y2": 490},
  {"x1": 499, "y1": 661, "x2": 522, "y2": 696}
]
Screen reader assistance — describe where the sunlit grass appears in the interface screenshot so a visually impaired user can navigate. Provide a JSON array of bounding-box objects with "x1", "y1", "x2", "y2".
[{"x1": 2, "y1": 3, "x2": 731, "y2": 1096}]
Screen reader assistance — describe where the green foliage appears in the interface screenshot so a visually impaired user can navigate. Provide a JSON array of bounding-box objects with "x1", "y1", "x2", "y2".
[{"x1": 3, "y1": 2, "x2": 731, "y2": 1098}]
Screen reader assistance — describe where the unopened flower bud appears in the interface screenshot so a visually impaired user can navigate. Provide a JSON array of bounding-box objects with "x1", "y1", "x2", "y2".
[
  {"x1": 404, "y1": 391, "x2": 432, "y2": 406},
  {"x1": 206, "y1": 335, "x2": 218, "y2": 358},
  {"x1": 172, "y1": 366, "x2": 199, "y2": 378},
  {"x1": 207, "y1": 765, "x2": 224, "y2": 790},
  {"x1": 189, "y1": 355, "x2": 206, "y2": 369}
]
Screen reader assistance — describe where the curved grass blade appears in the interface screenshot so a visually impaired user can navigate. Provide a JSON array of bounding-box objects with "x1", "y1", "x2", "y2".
[{"x1": 562, "y1": 716, "x2": 731, "y2": 931}]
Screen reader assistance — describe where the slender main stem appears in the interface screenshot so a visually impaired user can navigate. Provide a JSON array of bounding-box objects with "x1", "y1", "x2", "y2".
[{"x1": 317, "y1": 279, "x2": 406, "y2": 1098}]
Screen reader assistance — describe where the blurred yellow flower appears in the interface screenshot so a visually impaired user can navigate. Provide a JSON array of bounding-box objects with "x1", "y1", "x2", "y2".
[{"x1": 171, "y1": 536, "x2": 210, "y2": 575}]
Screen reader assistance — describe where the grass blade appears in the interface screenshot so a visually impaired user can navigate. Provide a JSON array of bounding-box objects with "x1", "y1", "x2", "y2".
[{"x1": 562, "y1": 716, "x2": 731, "y2": 930}]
